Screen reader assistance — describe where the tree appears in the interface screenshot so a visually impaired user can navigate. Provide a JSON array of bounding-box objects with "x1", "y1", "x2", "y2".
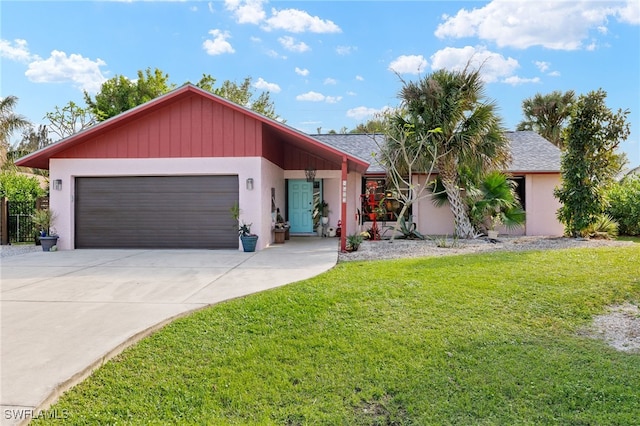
[
  {"x1": 399, "y1": 67, "x2": 510, "y2": 238},
  {"x1": 517, "y1": 90, "x2": 575, "y2": 149},
  {"x1": 85, "y1": 69, "x2": 281, "y2": 122},
  {"x1": 1, "y1": 96, "x2": 31, "y2": 169},
  {"x1": 374, "y1": 111, "x2": 443, "y2": 240},
  {"x1": 0, "y1": 171, "x2": 45, "y2": 201},
  {"x1": 45, "y1": 101, "x2": 96, "y2": 140},
  {"x1": 5, "y1": 125, "x2": 53, "y2": 173},
  {"x1": 84, "y1": 68, "x2": 175, "y2": 121},
  {"x1": 554, "y1": 89, "x2": 631, "y2": 237},
  {"x1": 350, "y1": 119, "x2": 386, "y2": 134},
  {"x1": 195, "y1": 74, "x2": 281, "y2": 121},
  {"x1": 469, "y1": 171, "x2": 525, "y2": 234}
]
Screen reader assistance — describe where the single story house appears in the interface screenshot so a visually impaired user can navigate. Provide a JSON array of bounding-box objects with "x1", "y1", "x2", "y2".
[{"x1": 16, "y1": 84, "x2": 564, "y2": 251}]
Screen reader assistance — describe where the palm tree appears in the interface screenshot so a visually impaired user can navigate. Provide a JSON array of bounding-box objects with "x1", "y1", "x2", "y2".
[
  {"x1": 470, "y1": 171, "x2": 525, "y2": 234},
  {"x1": 516, "y1": 90, "x2": 575, "y2": 149},
  {"x1": 398, "y1": 67, "x2": 510, "y2": 238},
  {"x1": 1, "y1": 96, "x2": 31, "y2": 169}
]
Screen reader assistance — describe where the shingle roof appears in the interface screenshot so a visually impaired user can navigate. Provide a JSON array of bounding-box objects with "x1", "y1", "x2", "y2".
[{"x1": 312, "y1": 131, "x2": 561, "y2": 174}]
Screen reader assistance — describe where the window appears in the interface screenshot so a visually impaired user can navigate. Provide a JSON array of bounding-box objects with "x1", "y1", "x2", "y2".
[{"x1": 360, "y1": 177, "x2": 409, "y2": 222}]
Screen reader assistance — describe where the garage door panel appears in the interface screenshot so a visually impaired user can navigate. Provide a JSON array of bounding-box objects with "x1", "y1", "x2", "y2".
[{"x1": 76, "y1": 176, "x2": 239, "y2": 249}]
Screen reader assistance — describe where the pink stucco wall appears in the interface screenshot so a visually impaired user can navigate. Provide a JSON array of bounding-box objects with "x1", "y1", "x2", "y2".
[
  {"x1": 50, "y1": 157, "x2": 267, "y2": 250},
  {"x1": 524, "y1": 173, "x2": 564, "y2": 236}
]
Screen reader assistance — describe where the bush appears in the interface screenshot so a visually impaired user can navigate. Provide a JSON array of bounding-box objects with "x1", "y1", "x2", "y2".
[
  {"x1": 0, "y1": 171, "x2": 45, "y2": 201},
  {"x1": 606, "y1": 175, "x2": 640, "y2": 236},
  {"x1": 580, "y1": 214, "x2": 618, "y2": 239}
]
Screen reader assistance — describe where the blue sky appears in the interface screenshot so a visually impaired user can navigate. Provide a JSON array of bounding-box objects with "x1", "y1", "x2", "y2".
[{"x1": 2, "y1": 0, "x2": 639, "y2": 167}]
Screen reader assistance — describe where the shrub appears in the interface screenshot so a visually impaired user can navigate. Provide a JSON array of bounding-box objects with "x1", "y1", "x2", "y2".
[
  {"x1": 606, "y1": 175, "x2": 640, "y2": 236},
  {"x1": 0, "y1": 171, "x2": 45, "y2": 201},
  {"x1": 580, "y1": 214, "x2": 618, "y2": 239}
]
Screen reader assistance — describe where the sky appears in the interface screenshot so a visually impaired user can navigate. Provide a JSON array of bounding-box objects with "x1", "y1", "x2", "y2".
[{"x1": 2, "y1": 0, "x2": 639, "y2": 168}]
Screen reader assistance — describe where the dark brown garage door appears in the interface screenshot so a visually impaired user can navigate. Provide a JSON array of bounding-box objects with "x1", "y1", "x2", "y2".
[{"x1": 75, "y1": 176, "x2": 239, "y2": 249}]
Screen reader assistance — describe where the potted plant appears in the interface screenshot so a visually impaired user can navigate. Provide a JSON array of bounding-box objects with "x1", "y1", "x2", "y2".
[
  {"x1": 239, "y1": 222, "x2": 259, "y2": 252},
  {"x1": 32, "y1": 208, "x2": 58, "y2": 251},
  {"x1": 273, "y1": 208, "x2": 287, "y2": 244},
  {"x1": 320, "y1": 200, "x2": 329, "y2": 225},
  {"x1": 231, "y1": 202, "x2": 259, "y2": 252}
]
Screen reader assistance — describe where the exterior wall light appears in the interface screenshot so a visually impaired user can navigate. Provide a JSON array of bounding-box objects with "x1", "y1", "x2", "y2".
[
  {"x1": 246, "y1": 178, "x2": 254, "y2": 191},
  {"x1": 305, "y1": 167, "x2": 316, "y2": 182},
  {"x1": 53, "y1": 179, "x2": 62, "y2": 191}
]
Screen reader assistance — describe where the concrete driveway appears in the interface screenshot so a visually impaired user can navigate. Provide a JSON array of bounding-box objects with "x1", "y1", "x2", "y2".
[{"x1": 1, "y1": 237, "x2": 338, "y2": 426}]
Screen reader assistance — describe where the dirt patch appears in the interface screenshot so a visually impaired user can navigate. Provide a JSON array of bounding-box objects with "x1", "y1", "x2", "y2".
[{"x1": 585, "y1": 303, "x2": 640, "y2": 353}]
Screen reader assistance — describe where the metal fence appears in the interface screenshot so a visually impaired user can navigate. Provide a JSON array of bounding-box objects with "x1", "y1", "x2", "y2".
[{"x1": 1, "y1": 198, "x2": 49, "y2": 244}]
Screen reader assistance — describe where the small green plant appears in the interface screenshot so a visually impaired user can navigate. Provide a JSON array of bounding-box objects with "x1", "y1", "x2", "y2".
[
  {"x1": 230, "y1": 202, "x2": 240, "y2": 222},
  {"x1": 387, "y1": 216, "x2": 425, "y2": 240},
  {"x1": 346, "y1": 233, "x2": 364, "y2": 251},
  {"x1": 238, "y1": 222, "x2": 254, "y2": 237},
  {"x1": 31, "y1": 209, "x2": 57, "y2": 236},
  {"x1": 580, "y1": 214, "x2": 619, "y2": 239},
  {"x1": 433, "y1": 234, "x2": 461, "y2": 248}
]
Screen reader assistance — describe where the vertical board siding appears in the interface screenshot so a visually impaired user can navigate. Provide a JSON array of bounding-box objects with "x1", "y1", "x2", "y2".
[{"x1": 57, "y1": 94, "x2": 263, "y2": 161}]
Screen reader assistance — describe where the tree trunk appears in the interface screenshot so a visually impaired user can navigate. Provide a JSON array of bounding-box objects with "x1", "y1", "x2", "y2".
[{"x1": 439, "y1": 167, "x2": 477, "y2": 238}]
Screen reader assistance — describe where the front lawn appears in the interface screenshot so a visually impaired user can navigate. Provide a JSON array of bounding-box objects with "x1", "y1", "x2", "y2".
[{"x1": 35, "y1": 246, "x2": 640, "y2": 425}]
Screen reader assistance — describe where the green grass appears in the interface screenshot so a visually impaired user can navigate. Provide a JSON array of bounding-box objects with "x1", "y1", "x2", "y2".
[
  {"x1": 35, "y1": 246, "x2": 640, "y2": 425},
  {"x1": 618, "y1": 235, "x2": 640, "y2": 243}
]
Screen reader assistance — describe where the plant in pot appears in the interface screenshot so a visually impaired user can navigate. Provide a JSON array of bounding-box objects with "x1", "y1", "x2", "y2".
[
  {"x1": 239, "y1": 222, "x2": 259, "y2": 252},
  {"x1": 471, "y1": 171, "x2": 526, "y2": 239},
  {"x1": 231, "y1": 203, "x2": 258, "y2": 252},
  {"x1": 32, "y1": 208, "x2": 59, "y2": 251},
  {"x1": 320, "y1": 200, "x2": 329, "y2": 225}
]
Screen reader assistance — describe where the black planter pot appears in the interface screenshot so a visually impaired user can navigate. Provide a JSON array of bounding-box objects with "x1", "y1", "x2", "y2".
[
  {"x1": 240, "y1": 235, "x2": 258, "y2": 252},
  {"x1": 40, "y1": 236, "x2": 59, "y2": 252}
]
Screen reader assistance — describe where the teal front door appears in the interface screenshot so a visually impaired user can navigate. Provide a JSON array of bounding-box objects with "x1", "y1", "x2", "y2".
[{"x1": 288, "y1": 180, "x2": 314, "y2": 233}]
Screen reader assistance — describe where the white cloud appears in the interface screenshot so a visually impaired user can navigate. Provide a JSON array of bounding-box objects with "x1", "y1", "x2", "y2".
[
  {"x1": 263, "y1": 8, "x2": 341, "y2": 33},
  {"x1": 336, "y1": 45, "x2": 356, "y2": 55},
  {"x1": 296, "y1": 91, "x2": 341, "y2": 103},
  {"x1": 266, "y1": 49, "x2": 285, "y2": 59},
  {"x1": 254, "y1": 77, "x2": 281, "y2": 93},
  {"x1": 278, "y1": 36, "x2": 310, "y2": 53},
  {"x1": 548, "y1": 70, "x2": 561, "y2": 77},
  {"x1": 503, "y1": 76, "x2": 541, "y2": 86},
  {"x1": 435, "y1": 0, "x2": 630, "y2": 50},
  {"x1": 346, "y1": 106, "x2": 389, "y2": 121},
  {"x1": 534, "y1": 61, "x2": 550, "y2": 72},
  {"x1": 430, "y1": 46, "x2": 519, "y2": 83},
  {"x1": 297, "y1": 91, "x2": 325, "y2": 102},
  {"x1": 189, "y1": 5, "x2": 198, "y2": 12},
  {"x1": 203, "y1": 29, "x2": 235, "y2": 55},
  {"x1": 208, "y1": 2, "x2": 214, "y2": 14},
  {"x1": 25, "y1": 50, "x2": 107, "y2": 93},
  {"x1": 388, "y1": 54, "x2": 428, "y2": 75},
  {"x1": 0, "y1": 39, "x2": 38, "y2": 62},
  {"x1": 324, "y1": 77, "x2": 337, "y2": 85},
  {"x1": 225, "y1": 0, "x2": 266, "y2": 24},
  {"x1": 355, "y1": 75, "x2": 364, "y2": 81},
  {"x1": 347, "y1": 91, "x2": 357, "y2": 96},
  {"x1": 295, "y1": 67, "x2": 309, "y2": 76},
  {"x1": 617, "y1": 0, "x2": 640, "y2": 24}
]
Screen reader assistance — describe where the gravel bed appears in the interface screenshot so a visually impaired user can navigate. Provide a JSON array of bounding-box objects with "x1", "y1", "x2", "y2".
[
  {"x1": 338, "y1": 235, "x2": 634, "y2": 263},
  {"x1": 0, "y1": 244, "x2": 42, "y2": 258}
]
